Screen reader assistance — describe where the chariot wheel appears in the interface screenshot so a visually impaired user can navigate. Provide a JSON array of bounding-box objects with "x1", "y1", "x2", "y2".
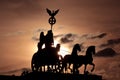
[
  {"x1": 31, "y1": 54, "x2": 39, "y2": 72},
  {"x1": 51, "y1": 56, "x2": 63, "y2": 73},
  {"x1": 46, "y1": 62, "x2": 62, "y2": 73},
  {"x1": 54, "y1": 61, "x2": 63, "y2": 73}
]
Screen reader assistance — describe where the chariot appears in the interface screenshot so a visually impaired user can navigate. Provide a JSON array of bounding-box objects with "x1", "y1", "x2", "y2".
[{"x1": 31, "y1": 45, "x2": 63, "y2": 72}]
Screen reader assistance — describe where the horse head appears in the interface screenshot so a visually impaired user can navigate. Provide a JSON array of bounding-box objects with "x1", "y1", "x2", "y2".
[
  {"x1": 74, "y1": 44, "x2": 81, "y2": 52},
  {"x1": 86, "y1": 46, "x2": 96, "y2": 55}
]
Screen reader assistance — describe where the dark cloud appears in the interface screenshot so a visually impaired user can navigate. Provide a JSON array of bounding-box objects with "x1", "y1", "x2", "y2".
[
  {"x1": 54, "y1": 34, "x2": 64, "y2": 39},
  {"x1": 32, "y1": 33, "x2": 64, "y2": 41},
  {"x1": 32, "y1": 32, "x2": 108, "y2": 43},
  {"x1": 90, "y1": 33, "x2": 107, "y2": 39},
  {"x1": 60, "y1": 33, "x2": 77, "y2": 43},
  {"x1": 32, "y1": 28, "x2": 47, "y2": 41},
  {"x1": 80, "y1": 34, "x2": 88, "y2": 38},
  {"x1": 32, "y1": 31, "x2": 107, "y2": 47},
  {"x1": 80, "y1": 33, "x2": 107, "y2": 40},
  {"x1": 35, "y1": 28, "x2": 47, "y2": 33},
  {"x1": 95, "y1": 48, "x2": 117, "y2": 57},
  {"x1": 32, "y1": 36, "x2": 39, "y2": 41},
  {"x1": 100, "y1": 38, "x2": 120, "y2": 47}
]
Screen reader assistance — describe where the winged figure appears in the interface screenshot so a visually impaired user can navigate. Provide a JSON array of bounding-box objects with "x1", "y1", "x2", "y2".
[{"x1": 46, "y1": 8, "x2": 59, "y2": 17}]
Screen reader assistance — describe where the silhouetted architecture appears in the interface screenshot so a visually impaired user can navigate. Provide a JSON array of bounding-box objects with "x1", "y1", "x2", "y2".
[
  {"x1": 32, "y1": 9, "x2": 97, "y2": 74},
  {"x1": 0, "y1": 7, "x2": 103, "y2": 80},
  {"x1": 0, "y1": 72, "x2": 102, "y2": 80},
  {"x1": 30, "y1": 8, "x2": 102, "y2": 80}
]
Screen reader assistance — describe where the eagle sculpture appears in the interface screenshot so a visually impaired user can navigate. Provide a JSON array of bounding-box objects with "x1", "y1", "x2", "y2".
[{"x1": 46, "y1": 8, "x2": 59, "y2": 17}]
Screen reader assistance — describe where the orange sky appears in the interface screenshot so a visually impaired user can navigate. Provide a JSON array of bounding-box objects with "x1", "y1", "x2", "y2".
[{"x1": 0, "y1": 0, "x2": 120, "y2": 79}]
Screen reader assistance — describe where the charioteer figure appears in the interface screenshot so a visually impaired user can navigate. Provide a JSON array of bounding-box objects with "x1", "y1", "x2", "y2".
[
  {"x1": 37, "y1": 32, "x2": 45, "y2": 51},
  {"x1": 45, "y1": 30, "x2": 54, "y2": 49}
]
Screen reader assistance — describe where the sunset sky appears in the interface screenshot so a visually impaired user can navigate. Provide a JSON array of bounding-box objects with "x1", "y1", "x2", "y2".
[{"x1": 0, "y1": 0, "x2": 120, "y2": 79}]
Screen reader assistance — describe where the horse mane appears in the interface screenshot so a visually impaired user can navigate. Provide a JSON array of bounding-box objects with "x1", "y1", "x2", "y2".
[
  {"x1": 71, "y1": 44, "x2": 80, "y2": 56},
  {"x1": 86, "y1": 46, "x2": 95, "y2": 55}
]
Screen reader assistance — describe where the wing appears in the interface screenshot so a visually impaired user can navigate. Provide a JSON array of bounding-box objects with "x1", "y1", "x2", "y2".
[
  {"x1": 46, "y1": 8, "x2": 51, "y2": 16},
  {"x1": 53, "y1": 9, "x2": 59, "y2": 16}
]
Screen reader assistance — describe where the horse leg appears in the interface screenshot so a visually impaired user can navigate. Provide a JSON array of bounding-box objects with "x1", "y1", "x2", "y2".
[
  {"x1": 43, "y1": 65, "x2": 45, "y2": 72},
  {"x1": 73, "y1": 63, "x2": 76, "y2": 74},
  {"x1": 75, "y1": 64, "x2": 79, "y2": 74},
  {"x1": 68, "y1": 63, "x2": 71, "y2": 70},
  {"x1": 56, "y1": 61, "x2": 61, "y2": 73},
  {"x1": 84, "y1": 64, "x2": 87, "y2": 74},
  {"x1": 54, "y1": 64, "x2": 56, "y2": 72},
  {"x1": 60, "y1": 65, "x2": 64, "y2": 73},
  {"x1": 68, "y1": 63, "x2": 73, "y2": 73},
  {"x1": 73, "y1": 64, "x2": 78, "y2": 74},
  {"x1": 40, "y1": 66, "x2": 42, "y2": 72},
  {"x1": 52, "y1": 65, "x2": 55, "y2": 72},
  {"x1": 64, "y1": 63, "x2": 67, "y2": 73},
  {"x1": 74, "y1": 63, "x2": 79, "y2": 74},
  {"x1": 60, "y1": 61, "x2": 66, "y2": 73},
  {"x1": 35, "y1": 66, "x2": 39, "y2": 72},
  {"x1": 57, "y1": 61, "x2": 61, "y2": 72},
  {"x1": 89, "y1": 62, "x2": 95, "y2": 72},
  {"x1": 47, "y1": 65, "x2": 49, "y2": 72}
]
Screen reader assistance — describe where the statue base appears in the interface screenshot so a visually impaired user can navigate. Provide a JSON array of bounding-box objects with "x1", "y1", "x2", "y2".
[{"x1": 21, "y1": 72, "x2": 102, "y2": 80}]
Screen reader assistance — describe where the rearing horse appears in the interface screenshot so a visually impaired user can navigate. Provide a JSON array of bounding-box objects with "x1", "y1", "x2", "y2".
[
  {"x1": 77, "y1": 46, "x2": 96, "y2": 74},
  {"x1": 60, "y1": 44, "x2": 81, "y2": 73}
]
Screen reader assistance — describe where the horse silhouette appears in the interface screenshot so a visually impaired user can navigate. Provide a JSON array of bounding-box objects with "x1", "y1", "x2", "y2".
[
  {"x1": 60, "y1": 45, "x2": 95, "y2": 74},
  {"x1": 60, "y1": 44, "x2": 81, "y2": 74},
  {"x1": 31, "y1": 44, "x2": 62, "y2": 72},
  {"x1": 76, "y1": 46, "x2": 96, "y2": 74}
]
